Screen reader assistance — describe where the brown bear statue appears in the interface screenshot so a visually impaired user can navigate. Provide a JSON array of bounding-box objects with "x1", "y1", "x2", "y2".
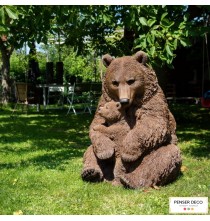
[{"x1": 81, "y1": 51, "x2": 182, "y2": 189}]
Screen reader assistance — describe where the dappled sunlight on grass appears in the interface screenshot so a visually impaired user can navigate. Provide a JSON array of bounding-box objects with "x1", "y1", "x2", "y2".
[
  {"x1": 170, "y1": 104, "x2": 210, "y2": 159},
  {"x1": 0, "y1": 105, "x2": 209, "y2": 214},
  {"x1": 0, "y1": 109, "x2": 92, "y2": 172}
]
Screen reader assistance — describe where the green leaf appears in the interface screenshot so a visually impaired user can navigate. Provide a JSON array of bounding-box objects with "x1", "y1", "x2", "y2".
[
  {"x1": 179, "y1": 21, "x2": 186, "y2": 29},
  {"x1": 147, "y1": 18, "x2": 156, "y2": 27},
  {"x1": 139, "y1": 17, "x2": 147, "y2": 26},
  {"x1": 150, "y1": 46, "x2": 155, "y2": 56},
  {"x1": 165, "y1": 44, "x2": 173, "y2": 56},
  {"x1": 0, "y1": 26, "x2": 6, "y2": 32},
  {"x1": 135, "y1": 35, "x2": 147, "y2": 49},
  {"x1": 161, "y1": 18, "x2": 174, "y2": 28},
  {"x1": 173, "y1": 38, "x2": 178, "y2": 49},
  {"x1": 183, "y1": 13, "x2": 188, "y2": 22},
  {"x1": 142, "y1": 38, "x2": 147, "y2": 48},
  {"x1": 146, "y1": 34, "x2": 155, "y2": 45},
  {"x1": 180, "y1": 39, "x2": 187, "y2": 47},
  {"x1": 0, "y1": 7, "x2": 5, "y2": 24},
  {"x1": 152, "y1": 25, "x2": 159, "y2": 30},
  {"x1": 103, "y1": 14, "x2": 108, "y2": 23},
  {"x1": 160, "y1": 54, "x2": 167, "y2": 61},
  {"x1": 161, "y1": 12, "x2": 168, "y2": 21},
  {"x1": 5, "y1": 6, "x2": 18, "y2": 20}
]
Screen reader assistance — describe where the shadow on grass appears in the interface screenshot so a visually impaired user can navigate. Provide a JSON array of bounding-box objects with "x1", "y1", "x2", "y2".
[
  {"x1": 0, "y1": 148, "x2": 84, "y2": 170},
  {"x1": 169, "y1": 104, "x2": 210, "y2": 159},
  {"x1": 0, "y1": 108, "x2": 93, "y2": 170},
  {"x1": 0, "y1": 104, "x2": 209, "y2": 171},
  {"x1": 177, "y1": 131, "x2": 210, "y2": 158}
]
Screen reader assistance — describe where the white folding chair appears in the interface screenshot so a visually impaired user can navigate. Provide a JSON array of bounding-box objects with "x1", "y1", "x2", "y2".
[
  {"x1": 66, "y1": 84, "x2": 76, "y2": 115},
  {"x1": 66, "y1": 83, "x2": 92, "y2": 115}
]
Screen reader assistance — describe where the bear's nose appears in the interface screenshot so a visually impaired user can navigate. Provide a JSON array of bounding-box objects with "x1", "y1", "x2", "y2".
[{"x1": 120, "y1": 98, "x2": 129, "y2": 104}]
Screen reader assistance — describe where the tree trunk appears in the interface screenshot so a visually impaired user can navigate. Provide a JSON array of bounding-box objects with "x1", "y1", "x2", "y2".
[
  {"x1": 122, "y1": 27, "x2": 135, "y2": 55},
  {"x1": 0, "y1": 43, "x2": 13, "y2": 104}
]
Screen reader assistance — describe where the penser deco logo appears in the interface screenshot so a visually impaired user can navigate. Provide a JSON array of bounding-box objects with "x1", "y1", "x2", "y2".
[{"x1": 169, "y1": 197, "x2": 208, "y2": 214}]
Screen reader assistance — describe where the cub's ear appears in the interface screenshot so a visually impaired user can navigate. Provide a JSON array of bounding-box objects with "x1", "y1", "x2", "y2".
[
  {"x1": 116, "y1": 102, "x2": 121, "y2": 110},
  {"x1": 134, "y1": 51, "x2": 148, "y2": 65},
  {"x1": 102, "y1": 54, "x2": 114, "y2": 67}
]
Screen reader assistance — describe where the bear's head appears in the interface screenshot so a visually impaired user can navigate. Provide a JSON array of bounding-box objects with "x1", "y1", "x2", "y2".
[
  {"x1": 98, "y1": 101, "x2": 122, "y2": 123},
  {"x1": 102, "y1": 51, "x2": 158, "y2": 108}
]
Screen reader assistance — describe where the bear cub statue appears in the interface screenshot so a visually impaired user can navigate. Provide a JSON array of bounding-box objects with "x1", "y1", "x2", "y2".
[
  {"x1": 81, "y1": 50, "x2": 182, "y2": 189},
  {"x1": 93, "y1": 101, "x2": 130, "y2": 185}
]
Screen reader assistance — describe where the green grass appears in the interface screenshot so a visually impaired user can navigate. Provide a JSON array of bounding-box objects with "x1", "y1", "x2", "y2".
[{"x1": 0, "y1": 104, "x2": 209, "y2": 215}]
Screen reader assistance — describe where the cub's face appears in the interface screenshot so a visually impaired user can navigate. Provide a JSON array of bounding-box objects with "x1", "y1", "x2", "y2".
[
  {"x1": 105, "y1": 57, "x2": 145, "y2": 107},
  {"x1": 98, "y1": 102, "x2": 122, "y2": 122}
]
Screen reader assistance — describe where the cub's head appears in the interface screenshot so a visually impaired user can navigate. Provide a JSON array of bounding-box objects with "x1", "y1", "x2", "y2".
[
  {"x1": 102, "y1": 51, "x2": 148, "y2": 107},
  {"x1": 98, "y1": 101, "x2": 122, "y2": 123}
]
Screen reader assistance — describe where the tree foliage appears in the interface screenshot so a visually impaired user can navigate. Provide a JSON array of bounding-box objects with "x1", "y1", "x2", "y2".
[
  {"x1": 10, "y1": 50, "x2": 28, "y2": 81},
  {"x1": 131, "y1": 6, "x2": 191, "y2": 68},
  {"x1": 63, "y1": 48, "x2": 101, "y2": 82},
  {"x1": 0, "y1": 6, "x2": 55, "y2": 103},
  {"x1": 1, "y1": 5, "x2": 210, "y2": 103},
  {"x1": 61, "y1": 5, "x2": 210, "y2": 68}
]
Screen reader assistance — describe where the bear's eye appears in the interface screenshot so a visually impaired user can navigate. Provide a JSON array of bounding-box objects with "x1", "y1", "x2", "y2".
[
  {"x1": 127, "y1": 79, "x2": 135, "y2": 85},
  {"x1": 112, "y1": 80, "x2": 119, "y2": 87}
]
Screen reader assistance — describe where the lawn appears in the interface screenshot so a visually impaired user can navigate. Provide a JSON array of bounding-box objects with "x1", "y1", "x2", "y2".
[{"x1": 0, "y1": 104, "x2": 209, "y2": 215}]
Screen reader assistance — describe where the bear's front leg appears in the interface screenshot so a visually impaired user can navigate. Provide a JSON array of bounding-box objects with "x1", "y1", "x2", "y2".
[
  {"x1": 81, "y1": 145, "x2": 103, "y2": 182},
  {"x1": 90, "y1": 131, "x2": 116, "y2": 160},
  {"x1": 121, "y1": 129, "x2": 143, "y2": 162},
  {"x1": 93, "y1": 125, "x2": 108, "y2": 133},
  {"x1": 93, "y1": 124, "x2": 119, "y2": 139},
  {"x1": 121, "y1": 116, "x2": 169, "y2": 162}
]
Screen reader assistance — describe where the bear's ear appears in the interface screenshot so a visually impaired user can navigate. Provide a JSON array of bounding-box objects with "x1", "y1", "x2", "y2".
[
  {"x1": 102, "y1": 54, "x2": 114, "y2": 67},
  {"x1": 134, "y1": 51, "x2": 148, "y2": 65}
]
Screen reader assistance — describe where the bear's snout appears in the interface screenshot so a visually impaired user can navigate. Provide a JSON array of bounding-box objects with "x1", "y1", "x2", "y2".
[{"x1": 119, "y1": 98, "x2": 129, "y2": 105}]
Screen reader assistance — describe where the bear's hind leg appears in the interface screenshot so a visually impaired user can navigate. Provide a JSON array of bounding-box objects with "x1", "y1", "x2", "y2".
[{"x1": 120, "y1": 144, "x2": 182, "y2": 189}]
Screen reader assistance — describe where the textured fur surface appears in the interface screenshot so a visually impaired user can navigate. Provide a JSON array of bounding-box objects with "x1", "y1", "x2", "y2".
[
  {"x1": 93, "y1": 101, "x2": 130, "y2": 185},
  {"x1": 81, "y1": 51, "x2": 182, "y2": 189}
]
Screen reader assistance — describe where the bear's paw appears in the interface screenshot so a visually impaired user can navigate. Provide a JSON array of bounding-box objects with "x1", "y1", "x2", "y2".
[{"x1": 81, "y1": 168, "x2": 103, "y2": 182}]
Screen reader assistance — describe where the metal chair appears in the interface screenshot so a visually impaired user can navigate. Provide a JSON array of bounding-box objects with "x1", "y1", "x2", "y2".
[
  {"x1": 12, "y1": 82, "x2": 39, "y2": 114},
  {"x1": 47, "y1": 85, "x2": 65, "y2": 109},
  {"x1": 66, "y1": 83, "x2": 92, "y2": 115}
]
